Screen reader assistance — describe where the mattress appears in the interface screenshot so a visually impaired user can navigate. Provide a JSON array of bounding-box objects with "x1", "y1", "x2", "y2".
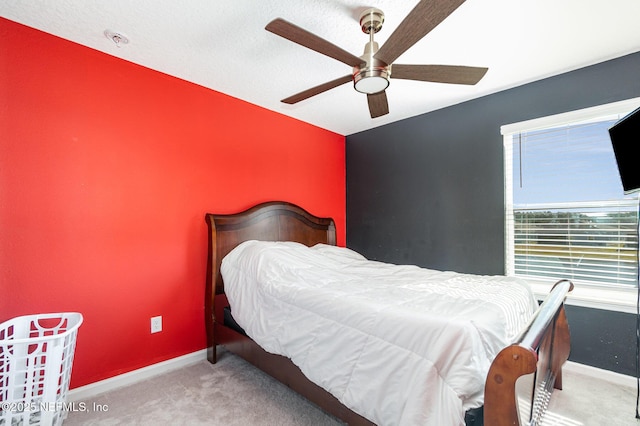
[{"x1": 221, "y1": 241, "x2": 537, "y2": 426}]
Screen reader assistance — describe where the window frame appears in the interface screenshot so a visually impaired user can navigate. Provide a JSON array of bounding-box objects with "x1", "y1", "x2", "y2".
[{"x1": 502, "y1": 97, "x2": 640, "y2": 313}]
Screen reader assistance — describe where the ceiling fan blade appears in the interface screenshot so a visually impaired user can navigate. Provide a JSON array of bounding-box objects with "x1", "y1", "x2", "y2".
[
  {"x1": 374, "y1": 0, "x2": 466, "y2": 66},
  {"x1": 391, "y1": 64, "x2": 488, "y2": 85},
  {"x1": 281, "y1": 74, "x2": 353, "y2": 104},
  {"x1": 266, "y1": 18, "x2": 364, "y2": 67},
  {"x1": 367, "y1": 92, "x2": 389, "y2": 118}
]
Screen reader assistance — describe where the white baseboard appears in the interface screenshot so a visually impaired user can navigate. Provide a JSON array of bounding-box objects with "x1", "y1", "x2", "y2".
[
  {"x1": 67, "y1": 349, "x2": 207, "y2": 402},
  {"x1": 564, "y1": 360, "x2": 637, "y2": 389}
]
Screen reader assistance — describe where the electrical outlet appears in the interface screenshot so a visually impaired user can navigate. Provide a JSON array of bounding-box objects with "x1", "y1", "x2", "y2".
[{"x1": 151, "y1": 316, "x2": 162, "y2": 333}]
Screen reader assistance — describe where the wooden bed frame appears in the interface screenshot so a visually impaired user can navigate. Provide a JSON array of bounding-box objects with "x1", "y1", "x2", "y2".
[{"x1": 205, "y1": 201, "x2": 573, "y2": 425}]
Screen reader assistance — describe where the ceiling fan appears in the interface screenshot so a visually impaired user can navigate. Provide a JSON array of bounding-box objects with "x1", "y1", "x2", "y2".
[{"x1": 265, "y1": 0, "x2": 488, "y2": 119}]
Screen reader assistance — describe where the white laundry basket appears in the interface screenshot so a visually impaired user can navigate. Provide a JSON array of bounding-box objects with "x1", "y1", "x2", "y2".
[{"x1": 0, "y1": 313, "x2": 83, "y2": 426}]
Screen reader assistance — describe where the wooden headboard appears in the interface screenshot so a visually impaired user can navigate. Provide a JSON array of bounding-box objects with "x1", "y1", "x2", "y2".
[{"x1": 205, "y1": 201, "x2": 336, "y2": 296}]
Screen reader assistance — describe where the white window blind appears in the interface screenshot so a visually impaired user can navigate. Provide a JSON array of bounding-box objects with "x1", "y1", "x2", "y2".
[{"x1": 504, "y1": 103, "x2": 640, "y2": 289}]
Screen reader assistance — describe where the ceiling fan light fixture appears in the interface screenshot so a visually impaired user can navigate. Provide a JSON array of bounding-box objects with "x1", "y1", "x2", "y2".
[{"x1": 353, "y1": 68, "x2": 389, "y2": 94}]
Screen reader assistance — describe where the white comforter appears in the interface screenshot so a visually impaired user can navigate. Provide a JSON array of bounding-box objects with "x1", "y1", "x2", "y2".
[{"x1": 221, "y1": 241, "x2": 537, "y2": 426}]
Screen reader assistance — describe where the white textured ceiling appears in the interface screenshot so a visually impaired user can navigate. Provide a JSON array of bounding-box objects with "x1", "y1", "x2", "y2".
[{"x1": 2, "y1": 0, "x2": 640, "y2": 135}]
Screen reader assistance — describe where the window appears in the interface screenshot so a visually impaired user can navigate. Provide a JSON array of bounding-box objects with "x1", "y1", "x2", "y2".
[{"x1": 503, "y1": 99, "x2": 640, "y2": 309}]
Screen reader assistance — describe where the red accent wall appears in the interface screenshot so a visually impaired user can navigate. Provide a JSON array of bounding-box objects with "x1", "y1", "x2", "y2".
[{"x1": 0, "y1": 18, "x2": 345, "y2": 388}]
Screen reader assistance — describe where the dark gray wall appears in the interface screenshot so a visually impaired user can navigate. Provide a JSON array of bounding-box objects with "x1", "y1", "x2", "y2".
[{"x1": 346, "y1": 51, "x2": 640, "y2": 375}]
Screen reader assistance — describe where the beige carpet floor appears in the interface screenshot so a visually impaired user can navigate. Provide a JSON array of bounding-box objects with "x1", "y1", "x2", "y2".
[{"x1": 64, "y1": 349, "x2": 640, "y2": 425}]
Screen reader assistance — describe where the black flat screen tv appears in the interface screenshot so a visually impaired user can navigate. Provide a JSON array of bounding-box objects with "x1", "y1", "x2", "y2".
[{"x1": 609, "y1": 105, "x2": 640, "y2": 194}]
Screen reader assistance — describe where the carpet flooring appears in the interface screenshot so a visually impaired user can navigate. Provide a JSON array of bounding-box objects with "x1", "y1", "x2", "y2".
[{"x1": 64, "y1": 349, "x2": 640, "y2": 425}]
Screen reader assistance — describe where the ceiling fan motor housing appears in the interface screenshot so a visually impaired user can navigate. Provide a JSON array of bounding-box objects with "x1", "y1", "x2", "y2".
[
  {"x1": 353, "y1": 40, "x2": 390, "y2": 94},
  {"x1": 353, "y1": 8, "x2": 390, "y2": 94}
]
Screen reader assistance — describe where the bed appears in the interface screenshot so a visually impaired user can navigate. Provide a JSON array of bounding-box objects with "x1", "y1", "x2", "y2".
[{"x1": 205, "y1": 201, "x2": 573, "y2": 425}]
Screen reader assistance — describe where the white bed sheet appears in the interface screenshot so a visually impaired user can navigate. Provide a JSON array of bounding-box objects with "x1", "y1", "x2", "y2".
[{"x1": 221, "y1": 241, "x2": 537, "y2": 426}]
